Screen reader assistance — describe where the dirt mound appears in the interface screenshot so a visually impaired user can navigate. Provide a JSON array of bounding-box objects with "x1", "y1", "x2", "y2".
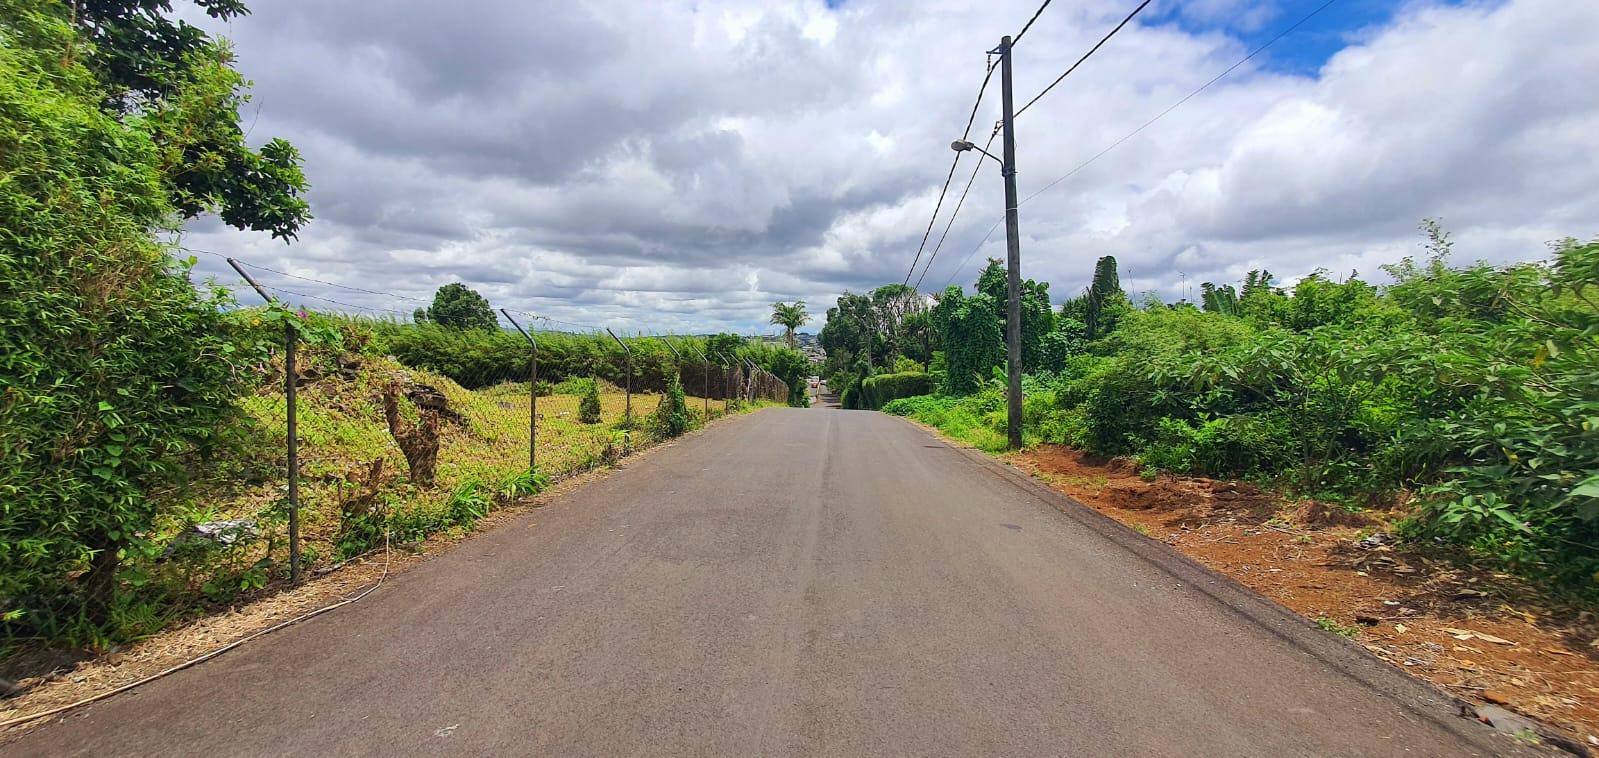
[{"x1": 1290, "y1": 500, "x2": 1377, "y2": 528}]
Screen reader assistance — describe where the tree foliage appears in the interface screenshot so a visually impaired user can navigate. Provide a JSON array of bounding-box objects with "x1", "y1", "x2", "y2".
[
  {"x1": 931, "y1": 286, "x2": 1004, "y2": 396},
  {"x1": 843, "y1": 223, "x2": 1599, "y2": 596},
  {"x1": 64, "y1": 0, "x2": 311, "y2": 239},
  {"x1": 1081, "y1": 255, "x2": 1129, "y2": 340},
  {"x1": 770, "y1": 301, "x2": 809, "y2": 348},
  {"x1": 975, "y1": 258, "x2": 1054, "y2": 371},
  {"x1": 0, "y1": 2, "x2": 265, "y2": 631},
  {"x1": 426, "y1": 283, "x2": 497, "y2": 331}
]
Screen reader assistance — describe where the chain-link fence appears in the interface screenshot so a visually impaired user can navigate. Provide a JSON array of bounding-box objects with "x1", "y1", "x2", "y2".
[
  {"x1": 1, "y1": 251, "x2": 804, "y2": 685},
  {"x1": 212, "y1": 257, "x2": 791, "y2": 588}
]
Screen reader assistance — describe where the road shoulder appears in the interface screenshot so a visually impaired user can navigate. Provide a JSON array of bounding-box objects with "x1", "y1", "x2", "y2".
[{"x1": 886, "y1": 414, "x2": 1564, "y2": 756}]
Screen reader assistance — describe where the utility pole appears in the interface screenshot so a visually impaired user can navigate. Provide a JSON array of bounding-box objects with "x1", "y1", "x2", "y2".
[{"x1": 998, "y1": 34, "x2": 1024, "y2": 450}]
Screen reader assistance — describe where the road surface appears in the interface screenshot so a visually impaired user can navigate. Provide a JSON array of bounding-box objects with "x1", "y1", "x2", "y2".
[{"x1": 8, "y1": 408, "x2": 1512, "y2": 756}]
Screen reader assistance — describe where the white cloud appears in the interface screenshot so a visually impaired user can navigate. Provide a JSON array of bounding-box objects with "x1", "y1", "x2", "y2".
[{"x1": 180, "y1": 0, "x2": 1599, "y2": 332}]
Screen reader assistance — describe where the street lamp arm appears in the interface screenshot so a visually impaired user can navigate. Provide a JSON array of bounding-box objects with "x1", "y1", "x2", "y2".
[{"x1": 950, "y1": 139, "x2": 1002, "y2": 166}]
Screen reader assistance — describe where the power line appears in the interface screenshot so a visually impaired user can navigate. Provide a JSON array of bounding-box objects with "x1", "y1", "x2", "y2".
[
  {"x1": 942, "y1": 218, "x2": 1005, "y2": 289},
  {"x1": 944, "y1": 0, "x2": 1341, "y2": 288},
  {"x1": 1013, "y1": 0, "x2": 1153, "y2": 119},
  {"x1": 188, "y1": 246, "x2": 619, "y2": 330},
  {"x1": 915, "y1": 126, "x2": 998, "y2": 290},
  {"x1": 903, "y1": 151, "x2": 966, "y2": 286},
  {"x1": 259, "y1": 284, "x2": 410, "y2": 316},
  {"x1": 903, "y1": 61, "x2": 998, "y2": 286},
  {"x1": 1020, "y1": 0, "x2": 1340, "y2": 205},
  {"x1": 960, "y1": 60, "x2": 998, "y2": 142},
  {"x1": 1011, "y1": 0, "x2": 1054, "y2": 46},
  {"x1": 182, "y1": 247, "x2": 434, "y2": 304}
]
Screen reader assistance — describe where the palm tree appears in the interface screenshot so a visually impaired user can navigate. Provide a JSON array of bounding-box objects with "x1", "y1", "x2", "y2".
[{"x1": 770, "y1": 301, "x2": 809, "y2": 348}]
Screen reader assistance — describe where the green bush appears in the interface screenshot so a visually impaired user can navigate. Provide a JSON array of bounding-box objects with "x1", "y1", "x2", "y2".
[
  {"x1": 0, "y1": 23, "x2": 260, "y2": 636},
  {"x1": 892, "y1": 356, "x2": 925, "y2": 373},
  {"x1": 882, "y1": 386, "x2": 1011, "y2": 452},
  {"x1": 1139, "y1": 414, "x2": 1296, "y2": 477},
  {"x1": 577, "y1": 379, "x2": 602, "y2": 424},
  {"x1": 860, "y1": 372, "x2": 934, "y2": 410},
  {"x1": 649, "y1": 372, "x2": 692, "y2": 438},
  {"x1": 832, "y1": 226, "x2": 1599, "y2": 595}
]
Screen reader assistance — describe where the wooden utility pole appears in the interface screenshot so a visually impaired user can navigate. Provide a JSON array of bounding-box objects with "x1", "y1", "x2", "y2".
[{"x1": 998, "y1": 35, "x2": 1024, "y2": 450}]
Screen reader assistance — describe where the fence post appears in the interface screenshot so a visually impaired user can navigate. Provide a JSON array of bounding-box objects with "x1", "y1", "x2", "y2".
[
  {"x1": 683, "y1": 343, "x2": 710, "y2": 417},
  {"x1": 501, "y1": 309, "x2": 538, "y2": 473},
  {"x1": 605, "y1": 328, "x2": 632, "y2": 439},
  {"x1": 228, "y1": 258, "x2": 300, "y2": 583},
  {"x1": 719, "y1": 355, "x2": 734, "y2": 414},
  {"x1": 657, "y1": 335, "x2": 690, "y2": 415}
]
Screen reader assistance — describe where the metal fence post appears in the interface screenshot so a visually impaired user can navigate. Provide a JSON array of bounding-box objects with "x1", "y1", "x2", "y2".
[
  {"x1": 227, "y1": 258, "x2": 299, "y2": 583},
  {"x1": 656, "y1": 335, "x2": 687, "y2": 414},
  {"x1": 683, "y1": 343, "x2": 710, "y2": 417},
  {"x1": 606, "y1": 328, "x2": 632, "y2": 431},
  {"x1": 501, "y1": 309, "x2": 538, "y2": 472},
  {"x1": 721, "y1": 356, "x2": 734, "y2": 414}
]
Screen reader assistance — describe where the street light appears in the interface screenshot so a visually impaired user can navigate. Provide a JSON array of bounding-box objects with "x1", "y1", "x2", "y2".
[
  {"x1": 951, "y1": 139, "x2": 1002, "y2": 165},
  {"x1": 954, "y1": 35, "x2": 1024, "y2": 450}
]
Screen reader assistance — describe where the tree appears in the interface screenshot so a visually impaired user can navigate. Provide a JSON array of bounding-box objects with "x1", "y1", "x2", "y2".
[
  {"x1": 1083, "y1": 255, "x2": 1129, "y2": 340},
  {"x1": 900, "y1": 309, "x2": 937, "y2": 365},
  {"x1": 870, "y1": 284, "x2": 922, "y2": 364},
  {"x1": 976, "y1": 259, "x2": 1053, "y2": 371},
  {"x1": 1, "y1": 3, "x2": 257, "y2": 627},
  {"x1": 704, "y1": 333, "x2": 745, "y2": 363},
  {"x1": 1200, "y1": 282, "x2": 1239, "y2": 315},
  {"x1": 1240, "y1": 270, "x2": 1276, "y2": 300},
  {"x1": 427, "y1": 283, "x2": 496, "y2": 331},
  {"x1": 931, "y1": 286, "x2": 1004, "y2": 395},
  {"x1": 68, "y1": 0, "x2": 311, "y2": 239},
  {"x1": 819, "y1": 292, "x2": 873, "y2": 373},
  {"x1": 770, "y1": 301, "x2": 809, "y2": 348}
]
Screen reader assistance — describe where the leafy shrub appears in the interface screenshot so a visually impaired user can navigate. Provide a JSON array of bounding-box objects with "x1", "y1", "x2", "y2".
[
  {"x1": 893, "y1": 356, "x2": 925, "y2": 373},
  {"x1": 550, "y1": 376, "x2": 602, "y2": 395},
  {"x1": 860, "y1": 372, "x2": 934, "y2": 410},
  {"x1": 649, "y1": 372, "x2": 693, "y2": 438},
  {"x1": 932, "y1": 286, "x2": 1004, "y2": 396},
  {"x1": 0, "y1": 29, "x2": 248, "y2": 633},
  {"x1": 1139, "y1": 415, "x2": 1296, "y2": 477},
  {"x1": 577, "y1": 379, "x2": 602, "y2": 424},
  {"x1": 833, "y1": 224, "x2": 1599, "y2": 595},
  {"x1": 881, "y1": 385, "x2": 1011, "y2": 452}
]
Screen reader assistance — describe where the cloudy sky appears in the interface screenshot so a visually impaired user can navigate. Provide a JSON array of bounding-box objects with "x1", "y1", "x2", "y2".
[{"x1": 180, "y1": 0, "x2": 1599, "y2": 335}]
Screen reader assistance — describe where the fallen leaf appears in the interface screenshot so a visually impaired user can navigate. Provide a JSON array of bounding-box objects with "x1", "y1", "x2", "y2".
[
  {"x1": 1395, "y1": 624, "x2": 1409, "y2": 634},
  {"x1": 1468, "y1": 630, "x2": 1515, "y2": 645}
]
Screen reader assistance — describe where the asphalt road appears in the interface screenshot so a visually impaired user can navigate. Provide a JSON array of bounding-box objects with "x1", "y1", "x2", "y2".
[{"x1": 9, "y1": 408, "x2": 1513, "y2": 756}]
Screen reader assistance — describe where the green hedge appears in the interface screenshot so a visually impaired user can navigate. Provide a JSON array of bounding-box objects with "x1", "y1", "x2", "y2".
[{"x1": 860, "y1": 372, "x2": 934, "y2": 411}]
